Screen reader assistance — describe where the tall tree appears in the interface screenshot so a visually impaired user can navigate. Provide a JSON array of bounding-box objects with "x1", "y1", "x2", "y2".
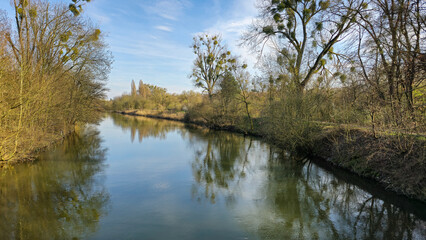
[
  {"x1": 219, "y1": 71, "x2": 240, "y2": 116},
  {"x1": 0, "y1": 0, "x2": 111, "y2": 161},
  {"x1": 245, "y1": 0, "x2": 366, "y2": 92},
  {"x1": 356, "y1": 0, "x2": 425, "y2": 120},
  {"x1": 138, "y1": 80, "x2": 149, "y2": 98},
  {"x1": 131, "y1": 80, "x2": 137, "y2": 96},
  {"x1": 190, "y1": 34, "x2": 237, "y2": 99},
  {"x1": 234, "y1": 66, "x2": 254, "y2": 131}
]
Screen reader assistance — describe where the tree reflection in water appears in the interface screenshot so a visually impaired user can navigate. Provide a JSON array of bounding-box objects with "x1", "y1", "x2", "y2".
[
  {"x1": 186, "y1": 130, "x2": 426, "y2": 239},
  {"x1": 0, "y1": 126, "x2": 109, "y2": 240},
  {"x1": 188, "y1": 129, "x2": 253, "y2": 204},
  {"x1": 110, "y1": 114, "x2": 184, "y2": 143},
  {"x1": 110, "y1": 114, "x2": 425, "y2": 239},
  {"x1": 251, "y1": 149, "x2": 426, "y2": 239}
]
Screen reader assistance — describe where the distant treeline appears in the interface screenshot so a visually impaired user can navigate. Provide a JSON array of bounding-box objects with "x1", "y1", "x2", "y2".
[
  {"x1": 110, "y1": 80, "x2": 203, "y2": 113},
  {"x1": 0, "y1": 0, "x2": 112, "y2": 162}
]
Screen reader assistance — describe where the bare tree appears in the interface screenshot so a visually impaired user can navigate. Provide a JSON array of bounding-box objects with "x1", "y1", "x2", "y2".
[
  {"x1": 190, "y1": 34, "x2": 237, "y2": 99},
  {"x1": 244, "y1": 0, "x2": 367, "y2": 92},
  {"x1": 356, "y1": 0, "x2": 425, "y2": 126},
  {"x1": 0, "y1": 0, "x2": 111, "y2": 161}
]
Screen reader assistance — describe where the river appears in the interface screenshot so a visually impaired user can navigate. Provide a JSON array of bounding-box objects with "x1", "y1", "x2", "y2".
[{"x1": 1, "y1": 114, "x2": 425, "y2": 239}]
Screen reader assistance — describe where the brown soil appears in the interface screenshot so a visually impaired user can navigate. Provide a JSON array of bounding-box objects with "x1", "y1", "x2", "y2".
[{"x1": 310, "y1": 128, "x2": 426, "y2": 201}]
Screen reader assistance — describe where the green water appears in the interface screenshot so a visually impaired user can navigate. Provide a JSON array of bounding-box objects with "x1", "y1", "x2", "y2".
[{"x1": 1, "y1": 114, "x2": 425, "y2": 240}]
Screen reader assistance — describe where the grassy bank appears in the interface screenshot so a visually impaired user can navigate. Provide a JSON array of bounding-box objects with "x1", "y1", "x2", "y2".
[{"x1": 117, "y1": 110, "x2": 425, "y2": 202}]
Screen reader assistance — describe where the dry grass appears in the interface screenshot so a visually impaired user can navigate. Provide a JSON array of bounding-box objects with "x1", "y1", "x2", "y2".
[{"x1": 311, "y1": 127, "x2": 426, "y2": 201}]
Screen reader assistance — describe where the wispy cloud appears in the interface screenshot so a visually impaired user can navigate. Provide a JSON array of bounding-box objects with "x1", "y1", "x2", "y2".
[
  {"x1": 78, "y1": 0, "x2": 261, "y2": 98},
  {"x1": 155, "y1": 25, "x2": 173, "y2": 32},
  {"x1": 201, "y1": 0, "x2": 260, "y2": 68},
  {"x1": 84, "y1": 1, "x2": 111, "y2": 24},
  {"x1": 109, "y1": 33, "x2": 192, "y2": 62},
  {"x1": 141, "y1": 0, "x2": 192, "y2": 21},
  {"x1": 206, "y1": 17, "x2": 254, "y2": 35}
]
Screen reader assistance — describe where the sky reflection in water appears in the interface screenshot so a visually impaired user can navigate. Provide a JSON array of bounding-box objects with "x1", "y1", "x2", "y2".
[{"x1": 1, "y1": 114, "x2": 425, "y2": 239}]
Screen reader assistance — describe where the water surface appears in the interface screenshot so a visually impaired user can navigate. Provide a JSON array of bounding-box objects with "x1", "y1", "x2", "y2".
[{"x1": 1, "y1": 114, "x2": 425, "y2": 239}]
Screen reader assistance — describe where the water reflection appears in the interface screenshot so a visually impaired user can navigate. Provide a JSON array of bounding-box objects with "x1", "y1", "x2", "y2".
[
  {"x1": 251, "y1": 150, "x2": 426, "y2": 239},
  {"x1": 0, "y1": 126, "x2": 109, "y2": 240},
  {"x1": 109, "y1": 114, "x2": 426, "y2": 240},
  {"x1": 184, "y1": 130, "x2": 426, "y2": 239},
  {"x1": 189, "y1": 129, "x2": 253, "y2": 204},
  {"x1": 110, "y1": 114, "x2": 183, "y2": 143}
]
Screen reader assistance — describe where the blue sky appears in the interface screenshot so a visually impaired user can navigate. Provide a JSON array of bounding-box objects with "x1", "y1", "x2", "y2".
[{"x1": 0, "y1": 0, "x2": 259, "y2": 98}]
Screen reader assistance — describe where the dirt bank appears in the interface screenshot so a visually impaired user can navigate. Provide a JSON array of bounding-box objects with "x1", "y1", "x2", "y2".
[{"x1": 310, "y1": 128, "x2": 425, "y2": 201}]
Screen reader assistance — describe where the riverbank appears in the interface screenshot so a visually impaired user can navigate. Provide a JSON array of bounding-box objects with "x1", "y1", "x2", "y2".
[
  {"x1": 1, "y1": 137, "x2": 61, "y2": 168},
  {"x1": 117, "y1": 109, "x2": 264, "y2": 137},
  {"x1": 0, "y1": 125, "x2": 81, "y2": 168},
  {"x1": 310, "y1": 127, "x2": 425, "y2": 201},
  {"x1": 117, "y1": 109, "x2": 426, "y2": 202}
]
